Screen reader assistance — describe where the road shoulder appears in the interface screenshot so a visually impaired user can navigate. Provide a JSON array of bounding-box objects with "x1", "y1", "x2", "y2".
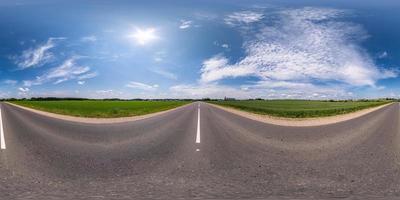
[
  {"x1": 207, "y1": 102, "x2": 393, "y2": 127},
  {"x1": 5, "y1": 102, "x2": 192, "y2": 124}
]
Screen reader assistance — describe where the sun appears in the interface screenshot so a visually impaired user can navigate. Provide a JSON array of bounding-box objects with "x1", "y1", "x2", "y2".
[{"x1": 129, "y1": 28, "x2": 158, "y2": 45}]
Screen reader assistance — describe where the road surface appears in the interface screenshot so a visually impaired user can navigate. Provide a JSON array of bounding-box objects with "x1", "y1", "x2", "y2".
[{"x1": 0, "y1": 102, "x2": 400, "y2": 199}]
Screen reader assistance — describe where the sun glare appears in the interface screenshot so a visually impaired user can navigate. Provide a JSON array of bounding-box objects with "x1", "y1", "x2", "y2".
[{"x1": 129, "y1": 28, "x2": 158, "y2": 45}]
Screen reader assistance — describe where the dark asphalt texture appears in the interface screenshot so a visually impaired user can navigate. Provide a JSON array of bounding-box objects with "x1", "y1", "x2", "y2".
[{"x1": 1, "y1": 102, "x2": 400, "y2": 199}]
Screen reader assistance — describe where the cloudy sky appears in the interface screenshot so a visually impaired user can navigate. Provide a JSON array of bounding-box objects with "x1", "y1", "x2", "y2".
[{"x1": 0, "y1": 0, "x2": 399, "y2": 99}]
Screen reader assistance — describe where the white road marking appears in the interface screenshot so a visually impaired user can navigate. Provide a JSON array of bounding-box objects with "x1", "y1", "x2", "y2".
[
  {"x1": 0, "y1": 107, "x2": 6, "y2": 150},
  {"x1": 196, "y1": 103, "x2": 201, "y2": 144}
]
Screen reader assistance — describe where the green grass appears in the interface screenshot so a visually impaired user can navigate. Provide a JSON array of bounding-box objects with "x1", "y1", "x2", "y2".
[
  {"x1": 10, "y1": 100, "x2": 191, "y2": 118},
  {"x1": 209, "y1": 100, "x2": 391, "y2": 118}
]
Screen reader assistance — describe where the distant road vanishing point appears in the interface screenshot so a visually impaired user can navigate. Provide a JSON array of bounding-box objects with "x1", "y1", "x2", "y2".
[{"x1": 0, "y1": 102, "x2": 400, "y2": 199}]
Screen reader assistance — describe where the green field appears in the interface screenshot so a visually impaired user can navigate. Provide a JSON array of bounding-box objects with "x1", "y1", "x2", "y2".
[
  {"x1": 11, "y1": 100, "x2": 190, "y2": 118},
  {"x1": 209, "y1": 100, "x2": 391, "y2": 118}
]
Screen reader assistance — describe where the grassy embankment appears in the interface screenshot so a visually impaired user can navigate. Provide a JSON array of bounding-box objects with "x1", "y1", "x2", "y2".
[
  {"x1": 209, "y1": 100, "x2": 392, "y2": 118},
  {"x1": 10, "y1": 100, "x2": 190, "y2": 118}
]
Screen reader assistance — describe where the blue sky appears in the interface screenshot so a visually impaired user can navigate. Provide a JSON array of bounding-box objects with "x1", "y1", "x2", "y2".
[{"x1": 0, "y1": 0, "x2": 399, "y2": 99}]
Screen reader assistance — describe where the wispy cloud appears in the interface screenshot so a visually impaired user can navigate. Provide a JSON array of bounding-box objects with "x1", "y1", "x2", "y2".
[
  {"x1": 224, "y1": 11, "x2": 264, "y2": 26},
  {"x1": 81, "y1": 35, "x2": 97, "y2": 42},
  {"x1": 213, "y1": 41, "x2": 230, "y2": 50},
  {"x1": 23, "y1": 57, "x2": 97, "y2": 87},
  {"x1": 96, "y1": 90, "x2": 113, "y2": 94},
  {"x1": 153, "y1": 51, "x2": 166, "y2": 62},
  {"x1": 151, "y1": 68, "x2": 177, "y2": 80},
  {"x1": 378, "y1": 51, "x2": 388, "y2": 59},
  {"x1": 169, "y1": 82, "x2": 353, "y2": 100},
  {"x1": 17, "y1": 87, "x2": 31, "y2": 97},
  {"x1": 13, "y1": 37, "x2": 65, "y2": 69},
  {"x1": 200, "y1": 55, "x2": 253, "y2": 83},
  {"x1": 199, "y1": 7, "x2": 397, "y2": 99},
  {"x1": 170, "y1": 84, "x2": 248, "y2": 99},
  {"x1": 0, "y1": 91, "x2": 11, "y2": 99},
  {"x1": 3, "y1": 79, "x2": 17, "y2": 85},
  {"x1": 179, "y1": 20, "x2": 193, "y2": 29},
  {"x1": 18, "y1": 87, "x2": 30, "y2": 93},
  {"x1": 126, "y1": 81, "x2": 159, "y2": 91},
  {"x1": 77, "y1": 72, "x2": 98, "y2": 80},
  {"x1": 91, "y1": 90, "x2": 126, "y2": 99}
]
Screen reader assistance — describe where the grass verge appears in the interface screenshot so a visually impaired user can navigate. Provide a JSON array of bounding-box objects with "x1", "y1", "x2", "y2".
[
  {"x1": 208, "y1": 100, "x2": 392, "y2": 118},
  {"x1": 10, "y1": 100, "x2": 191, "y2": 118}
]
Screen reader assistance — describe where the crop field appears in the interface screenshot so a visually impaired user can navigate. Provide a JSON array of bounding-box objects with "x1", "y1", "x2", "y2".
[
  {"x1": 11, "y1": 100, "x2": 190, "y2": 118},
  {"x1": 209, "y1": 100, "x2": 392, "y2": 118}
]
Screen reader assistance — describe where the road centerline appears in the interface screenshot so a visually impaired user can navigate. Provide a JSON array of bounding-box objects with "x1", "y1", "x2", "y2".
[
  {"x1": 0, "y1": 106, "x2": 6, "y2": 150},
  {"x1": 196, "y1": 103, "x2": 201, "y2": 144}
]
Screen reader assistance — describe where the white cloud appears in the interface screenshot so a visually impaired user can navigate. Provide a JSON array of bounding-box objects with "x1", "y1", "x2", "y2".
[
  {"x1": 378, "y1": 51, "x2": 388, "y2": 59},
  {"x1": 170, "y1": 84, "x2": 248, "y2": 99},
  {"x1": 225, "y1": 11, "x2": 264, "y2": 26},
  {"x1": 151, "y1": 68, "x2": 177, "y2": 80},
  {"x1": 18, "y1": 87, "x2": 31, "y2": 98},
  {"x1": 213, "y1": 41, "x2": 230, "y2": 50},
  {"x1": 179, "y1": 20, "x2": 193, "y2": 29},
  {"x1": 23, "y1": 57, "x2": 97, "y2": 87},
  {"x1": 0, "y1": 91, "x2": 11, "y2": 99},
  {"x1": 3, "y1": 80, "x2": 17, "y2": 85},
  {"x1": 200, "y1": 7, "x2": 397, "y2": 98},
  {"x1": 18, "y1": 87, "x2": 30, "y2": 92},
  {"x1": 77, "y1": 72, "x2": 98, "y2": 80},
  {"x1": 77, "y1": 81, "x2": 85, "y2": 85},
  {"x1": 126, "y1": 81, "x2": 159, "y2": 91},
  {"x1": 194, "y1": 12, "x2": 218, "y2": 21},
  {"x1": 81, "y1": 35, "x2": 97, "y2": 42},
  {"x1": 200, "y1": 55, "x2": 254, "y2": 83},
  {"x1": 154, "y1": 57, "x2": 163, "y2": 62},
  {"x1": 89, "y1": 90, "x2": 126, "y2": 99},
  {"x1": 96, "y1": 90, "x2": 113, "y2": 94},
  {"x1": 241, "y1": 80, "x2": 352, "y2": 99},
  {"x1": 14, "y1": 37, "x2": 65, "y2": 69},
  {"x1": 153, "y1": 51, "x2": 166, "y2": 62},
  {"x1": 221, "y1": 44, "x2": 229, "y2": 49},
  {"x1": 169, "y1": 82, "x2": 352, "y2": 100}
]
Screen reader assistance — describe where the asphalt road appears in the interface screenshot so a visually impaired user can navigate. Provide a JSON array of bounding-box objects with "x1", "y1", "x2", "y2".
[{"x1": 1, "y1": 102, "x2": 400, "y2": 199}]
